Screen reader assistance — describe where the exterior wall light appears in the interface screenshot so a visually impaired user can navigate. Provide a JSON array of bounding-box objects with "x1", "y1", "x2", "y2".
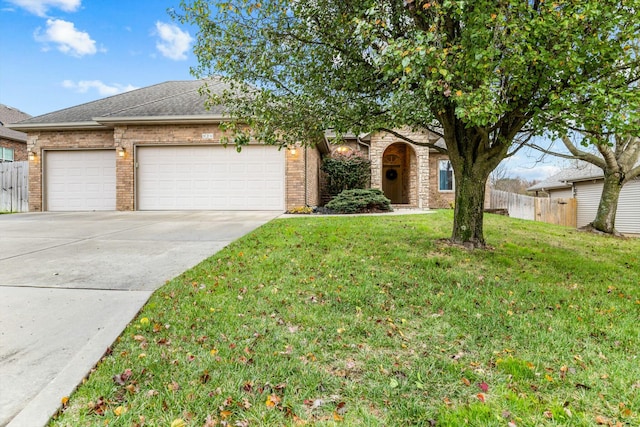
[
  {"x1": 290, "y1": 147, "x2": 297, "y2": 155},
  {"x1": 117, "y1": 146, "x2": 125, "y2": 157},
  {"x1": 28, "y1": 150, "x2": 36, "y2": 161}
]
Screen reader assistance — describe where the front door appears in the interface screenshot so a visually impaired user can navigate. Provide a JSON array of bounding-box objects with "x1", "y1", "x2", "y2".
[{"x1": 382, "y1": 143, "x2": 409, "y2": 204}]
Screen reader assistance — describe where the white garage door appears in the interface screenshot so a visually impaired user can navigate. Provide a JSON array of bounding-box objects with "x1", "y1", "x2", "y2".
[
  {"x1": 45, "y1": 150, "x2": 116, "y2": 211},
  {"x1": 137, "y1": 145, "x2": 285, "y2": 210}
]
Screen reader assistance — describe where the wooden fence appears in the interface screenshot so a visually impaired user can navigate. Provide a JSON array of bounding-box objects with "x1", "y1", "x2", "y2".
[
  {"x1": 489, "y1": 189, "x2": 577, "y2": 228},
  {"x1": 489, "y1": 190, "x2": 535, "y2": 220},
  {"x1": 534, "y1": 197, "x2": 577, "y2": 228},
  {"x1": 0, "y1": 161, "x2": 28, "y2": 212}
]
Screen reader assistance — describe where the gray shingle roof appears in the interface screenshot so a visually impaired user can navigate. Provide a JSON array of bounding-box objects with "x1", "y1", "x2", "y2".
[
  {"x1": 12, "y1": 78, "x2": 231, "y2": 128},
  {"x1": 527, "y1": 162, "x2": 604, "y2": 191},
  {"x1": 0, "y1": 104, "x2": 31, "y2": 142}
]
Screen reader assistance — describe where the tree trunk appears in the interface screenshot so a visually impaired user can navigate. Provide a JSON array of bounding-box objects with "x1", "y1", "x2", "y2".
[
  {"x1": 591, "y1": 171, "x2": 623, "y2": 234},
  {"x1": 451, "y1": 166, "x2": 491, "y2": 248}
]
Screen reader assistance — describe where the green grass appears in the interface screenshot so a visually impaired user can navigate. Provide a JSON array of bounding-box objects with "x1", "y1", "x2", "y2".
[{"x1": 50, "y1": 211, "x2": 640, "y2": 426}]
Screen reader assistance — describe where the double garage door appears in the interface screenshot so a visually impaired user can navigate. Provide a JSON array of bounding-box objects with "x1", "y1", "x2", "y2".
[{"x1": 45, "y1": 146, "x2": 285, "y2": 211}]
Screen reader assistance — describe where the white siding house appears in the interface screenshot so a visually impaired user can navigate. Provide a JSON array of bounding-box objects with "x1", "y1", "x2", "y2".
[{"x1": 528, "y1": 163, "x2": 640, "y2": 235}]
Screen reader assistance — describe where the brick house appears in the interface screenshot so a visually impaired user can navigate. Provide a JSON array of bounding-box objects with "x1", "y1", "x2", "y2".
[
  {"x1": 10, "y1": 79, "x2": 460, "y2": 212},
  {"x1": 10, "y1": 79, "x2": 327, "y2": 212},
  {"x1": 0, "y1": 104, "x2": 31, "y2": 162}
]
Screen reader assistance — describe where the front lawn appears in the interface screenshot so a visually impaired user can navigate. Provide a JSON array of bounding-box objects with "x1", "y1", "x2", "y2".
[{"x1": 51, "y1": 211, "x2": 640, "y2": 426}]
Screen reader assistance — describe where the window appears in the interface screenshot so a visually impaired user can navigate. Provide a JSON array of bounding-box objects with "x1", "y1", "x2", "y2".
[
  {"x1": 438, "y1": 160, "x2": 453, "y2": 191},
  {"x1": 0, "y1": 147, "x2": 14, "y2": 162}
]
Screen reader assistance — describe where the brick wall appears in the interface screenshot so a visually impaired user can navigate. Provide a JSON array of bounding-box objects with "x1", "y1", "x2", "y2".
[
  {"x1": 0, "y1": 138, "x2": 27, "y2": 161},
  {"x1": 429, "y1": 152, "x2": 455, "y2": 209},
  {"x1": 285, "y1": 146, "x2": 305, "y2": 209}
]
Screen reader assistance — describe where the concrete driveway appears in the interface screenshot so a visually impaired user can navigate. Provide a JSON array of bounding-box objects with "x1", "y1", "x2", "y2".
[{"x1": 0, "y1": 211, "x2": 280, "y2": 427}]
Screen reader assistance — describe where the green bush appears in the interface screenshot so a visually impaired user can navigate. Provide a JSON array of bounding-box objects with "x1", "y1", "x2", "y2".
[
  {"x1": 325, "y1": 189, "x2": 392, "y2": 214},
  {"x1": 321, "y1": 153, "x2": 371, "y2": 197}
]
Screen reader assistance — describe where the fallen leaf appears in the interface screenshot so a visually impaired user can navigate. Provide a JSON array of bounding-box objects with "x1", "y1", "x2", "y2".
[
  {"x1": 203, "y1": 414, "x2": 217, "y2": 427},
  {"x1": 170, "y1": 419, "x2": 185, "y2": 427},
  {"x1": 265, "y1": 394, "x2": 281, "y2": 407},
  {"x1": 220, "y1": 410, "x2": 232, "y2": 419},
  {"x1": 336, "y1": 401, "x2": 347, "y2": 415},
  {"x1": 461, "y1": 377, "x2": 471, "y2": 386},
  {"x1": 60, "y1": 396, "x2": 69, "y2": 407},
  {"x1": 113, "y1": 406, "x2": 125, "y2": 416},
  {"x1": 477, "y1": 393, "x2": 486, "y2": 403},
  {"x1": 595, "y1": 415, "x2": 609, "y2": 425},
  {"x1": 113, "y1": 369, "x2": 133, "y2": 385},
  {"x1": 478, "y1": 381, "x2": 489, "y2": 392}
]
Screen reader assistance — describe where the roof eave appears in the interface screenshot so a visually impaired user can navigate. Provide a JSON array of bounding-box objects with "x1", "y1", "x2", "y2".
[
  {"x1": 565, "y1": 175, "x2": 603, "y2": 184},
  {"x1": 6, "y1": 121, "x2": 107, "y2": 131},
  {"x1": 94, "y1": 115, "x2": 232, "y2": 125}
]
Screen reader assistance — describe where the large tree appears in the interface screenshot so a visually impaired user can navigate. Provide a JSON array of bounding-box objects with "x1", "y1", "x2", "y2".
[{"x1": 176, "y1": 0, "x2": 639, "y2": 247}]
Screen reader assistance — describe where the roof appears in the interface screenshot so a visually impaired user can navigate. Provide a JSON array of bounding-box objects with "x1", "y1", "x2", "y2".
[
  {"x1": 8, "y1": 78, "x2": 232, "y2": 131},
  {"x1": 0, "y1": 104, "x2": 31, "y2": 142},
  {"x1": 527, "y1": 162, "x2": 604, "y2": 191}
]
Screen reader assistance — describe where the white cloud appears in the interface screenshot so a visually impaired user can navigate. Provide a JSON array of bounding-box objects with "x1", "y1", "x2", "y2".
[
  {"x1": 34, "y1": 18, "x2": 97, "y2": 56},
  {"x1": 510, "y1": 164, "x2": 562, "y2": 182},
  {"x1": 62, "y1": 80, "x2": 138, "y2": 96},
  {"x1": 154, "y1": 21, "x2": 193, "y2": 61},
  {"x1": 7, "y1": 0, "x2": 80, "y2": 17}
]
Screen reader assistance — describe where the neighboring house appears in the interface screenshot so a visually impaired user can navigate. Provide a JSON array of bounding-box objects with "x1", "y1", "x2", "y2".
[
  {"x1": 9, "y1": 78, "x2": 462, "y2": 212},
  {"x1": 0, "y1": 104, "x2": 31, "y2": 162},
  {"x1": 528, "y1": 162, "x2": 640, "y2": 234}
]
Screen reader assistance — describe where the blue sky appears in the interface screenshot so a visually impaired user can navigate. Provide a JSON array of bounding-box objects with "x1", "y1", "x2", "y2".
[
  {"x1": 0, "y1": 0, "x2": 566, "y2": 181},
  {"x1": 0, "y1": 0, "x2": 197, "y2": 116}
]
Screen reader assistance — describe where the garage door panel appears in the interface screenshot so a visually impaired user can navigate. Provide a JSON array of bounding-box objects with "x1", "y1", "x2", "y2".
[
  {"x1": 137, "y1": 146, "x2": 284, "y2": 210},
  {"x1": 45, "y1": 150, "x2": 116, "y2": 211}
]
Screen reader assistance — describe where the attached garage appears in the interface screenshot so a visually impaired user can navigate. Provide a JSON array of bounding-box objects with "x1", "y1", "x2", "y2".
[
  {"x1": 136, "y1": 145, "x2": 285, "y2": 211},
  {"x1": 45, "y1": 150, "x2": 116, "y2": 211},
  {"x1": 9, "y1": 79, "x2": 328, "y2": 212}
]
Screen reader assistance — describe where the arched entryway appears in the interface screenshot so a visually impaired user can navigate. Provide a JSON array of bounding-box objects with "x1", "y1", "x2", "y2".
[{"x1": 382, "y1": 142, "x2": 413, "y2": 204}]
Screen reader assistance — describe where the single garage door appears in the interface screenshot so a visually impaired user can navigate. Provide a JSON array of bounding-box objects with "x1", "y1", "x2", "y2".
[
  {"x1": 45, "y1": 150, "x2": 116, "y2": 211},
  {"x1": 137, "y1": 145, "x2": 285, "y2": 210}
]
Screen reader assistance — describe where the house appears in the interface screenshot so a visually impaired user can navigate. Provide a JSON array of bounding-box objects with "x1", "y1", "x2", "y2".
[
  {"x1": 9, "y1": 79, "x2": 458, "y2": 212},
  {"x1": 528, "y1": 162, "x2": 640, "y2": 234},
  {"x1": 0, "y1": 104, "x2": 31, "y2": 162}
]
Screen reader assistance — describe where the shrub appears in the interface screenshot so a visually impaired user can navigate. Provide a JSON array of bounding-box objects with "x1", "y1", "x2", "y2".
[
  {"x1": 325, "y1": 189, "x2": 392, "y2": 214},
  {"x1": 286, "y1": 206, "x2": 313, "y2": 214},
  {"x1": 321, "y1": 153, "x2": 371, "y2": 197}
]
